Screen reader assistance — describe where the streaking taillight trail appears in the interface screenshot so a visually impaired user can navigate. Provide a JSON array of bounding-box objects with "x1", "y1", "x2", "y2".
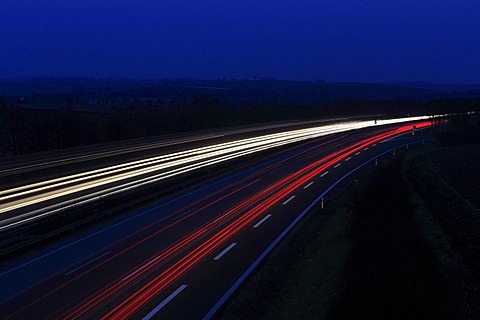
[
  {"x1": 62, "y1": 121, "x2": 430, "y2": 319},
  {"x1": 7, "y1": 133, "x2": 348, "y2": 319},
  {"x1": 0, "y1": 115, "x2": 433, "y2": 232}
]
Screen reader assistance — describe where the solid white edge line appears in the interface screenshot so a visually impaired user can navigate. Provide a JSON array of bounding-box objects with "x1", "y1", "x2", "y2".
[
  {"x1": 253, "y1": 214, "x2": 272, "y2": 228},
  {"x1": 303, "y1": 181, "x2": 314, "y2": 189},
  {"x1": 282, "y1": 195, "x2": 296, "y2": 205},
  {"x1": 203, "y1": 139, "x2": 432, "y2": 320},
  {"x1": 142, "y1": 284, "x2": 188, "y2": 320},
  {"x1": 0, "y1": 159, "x2": 277, "y2": 279},
  {"x1": 320, "y1": 171, "x2": 329, "y2": 177},
  {"x1": 214, "y1": 243, "x2": 238, "y2": 261},
  {"x1": 65, "y1": 251, "x2": 111, "y2": 276}
]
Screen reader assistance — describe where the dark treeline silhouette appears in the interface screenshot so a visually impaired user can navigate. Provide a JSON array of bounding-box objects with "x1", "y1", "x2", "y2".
[
  {"x1": 436, "y1": 112, "x2": 480, "y2": 145},
  {"x1": 1, "y1": 92, "x2": 479, "y2": 158}
]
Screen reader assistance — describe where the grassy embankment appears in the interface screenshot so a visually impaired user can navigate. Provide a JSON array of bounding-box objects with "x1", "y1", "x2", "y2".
[{"x1": 217, "y1": 143, "x2": 480, "y2": 319}]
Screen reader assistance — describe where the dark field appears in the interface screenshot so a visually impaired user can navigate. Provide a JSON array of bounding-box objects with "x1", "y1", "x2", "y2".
[
  {"x1": 2, "y1": 78, "x2": 479, "y2": 159},
  {"x1": 218, "y1": 143, "x2": 480, "y2": 319}
]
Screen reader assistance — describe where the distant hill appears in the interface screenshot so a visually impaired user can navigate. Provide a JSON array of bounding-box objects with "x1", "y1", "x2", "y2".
[
  {"x1": 1, "y1": 78, "x2": 479, "y2": 107},
  {"x1": 390, "y1": 81, "x2": 480, "y2": 93}
]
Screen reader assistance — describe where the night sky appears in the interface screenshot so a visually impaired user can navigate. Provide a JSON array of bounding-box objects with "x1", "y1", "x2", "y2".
[{"x1": 1, "y1": 0, "x2": 479, "y2": 83}]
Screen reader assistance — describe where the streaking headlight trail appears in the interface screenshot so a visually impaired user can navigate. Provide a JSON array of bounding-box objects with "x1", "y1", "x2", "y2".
[{"x1": 0, "y1": 116, "x2": 432, "y2": 230}]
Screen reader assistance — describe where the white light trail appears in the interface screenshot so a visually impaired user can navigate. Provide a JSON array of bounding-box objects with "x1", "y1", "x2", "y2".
[{"x1": 0, "y1": 115, "x2": 432, "y2": 230}]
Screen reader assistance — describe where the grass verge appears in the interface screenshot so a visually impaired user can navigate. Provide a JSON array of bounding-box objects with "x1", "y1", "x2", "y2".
[
  {"x1": 217, "y1": 144, "x2": 480, "y2": 319},
  {"x1": 217, "y1": 186, "x2": 354, "y2": 319}
]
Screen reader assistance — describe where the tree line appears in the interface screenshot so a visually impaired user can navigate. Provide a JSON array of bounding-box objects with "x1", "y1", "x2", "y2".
[{"x1": 0, "y1": 92, "x2": 479, "y2": 159}]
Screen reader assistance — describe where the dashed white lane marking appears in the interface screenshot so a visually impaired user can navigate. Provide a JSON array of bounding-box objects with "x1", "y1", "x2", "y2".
[
  {"x1": 334, "y1": 163, "x2": 341, "y2": 168},
  {"x1": 372, "y1": 143, "x2": 377, "y2": 147},
  {"x1": 364, "y1": 147, "x2": 369, "y2": 151},
  {"x1": 214, "y1": 243, "x2": 237, "y2": 261},
  {"x1": 142, "y1": 284, "x2": 188, "y2": 320},
  {"x1": 320, "y1": 171, "x2": 329, "y2": 177},
  {"x1": 173, "y1": 207, "x2": 197, "y2": 220},
  {"x1": 65, "y1": 251, "x2": 111, "y2": 276},
  {"x1": 282, "y1": 195, "x2": 296, "y2": 205},
  {"x1": 204, "y1": 140, "x2": 431, "y2": 320},
  {"x1": 355, "y1": 152, "x2": 361, "y2": 156},
  {"x1": 345, "y1": 157, "x2": 352, "y2": 161},
  {"x1": 253, "y1": 214, "x2": 272, "y2": 228},
  {"x1": 303, "y1": 181, "x2": 314, "y2": 189}
]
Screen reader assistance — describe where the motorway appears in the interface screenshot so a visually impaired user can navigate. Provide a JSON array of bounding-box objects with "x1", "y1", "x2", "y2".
[
  {"x1": 0, "y1": 116, "x2": 427, "y2": 232},
  {"x1": 0, "y1": 118, "x2": 433, "y2": 319},
  {"x1": 0, "y1": 116, "x2": 378, "y2": 179}
]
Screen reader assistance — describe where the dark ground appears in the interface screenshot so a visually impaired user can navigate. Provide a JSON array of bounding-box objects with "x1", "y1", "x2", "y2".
[{"x1": 218, "y1": 142, "x2": 480, "y2": 319}]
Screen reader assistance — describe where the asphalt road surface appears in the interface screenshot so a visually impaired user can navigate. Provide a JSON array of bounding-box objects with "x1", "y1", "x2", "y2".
[
  {"x1": 0, "y1": 119, "x2": 432, "y2": 319},
  {"x1": 0, "y1": 115, "x2": 428, "y2": 232}
]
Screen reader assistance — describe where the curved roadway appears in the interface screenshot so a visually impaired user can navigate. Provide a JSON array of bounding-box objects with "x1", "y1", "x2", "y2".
[{"x1": 0, "y1": 119, "x2": 432, "y2": 319}]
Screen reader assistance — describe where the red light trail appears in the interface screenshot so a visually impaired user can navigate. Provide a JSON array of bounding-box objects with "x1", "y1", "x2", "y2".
[{"x1": 62, "y1": 121, "x2": 430, "y2": 319}]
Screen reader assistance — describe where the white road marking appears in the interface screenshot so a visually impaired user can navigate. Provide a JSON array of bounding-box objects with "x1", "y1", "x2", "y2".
[
  {"x1": 355, "y1": 152, "x2": 361, "y2": 156},
  {"x1": 173, "y1": 207, "x2": 197, "y2": 220},
  {"x1": 0, "y1": 168, "x2": 261, "y2": 279},
  {"x1": 65, "y1": 251, "x2": 111, "y2": 276},
  {"x1": 282, "y1": 195, "x2": 296, "y2": 205},
  {"x1": 204, "y1": 139, "x2": 434, "y2": 320},
  {"x1": 142, "y1": 284, "x2": 188, "y2": 320},
  {"x1": 303, "y1": 181, "x2": 314, "y2": 189},
  {"x1": 372, "y1": 143, "x2": 377, "y2": 147},
  {"x1": 345, "y1": 157, "x2": 352, "y2": 161},
  {"x1": 214, "y1": 243, "x2": 237, "y2": 261},
  {"x1": 253, "y1": 214, "x2": 272, "y2": 228},
  {"x1": 320, "y1": 171, "x2": 329, "y2": 177},
  {"x1": 364, "y1": 147, "x2": 369, "y2": 150},
  {"x1": 334, "y1": 163, "x2": 341, "y2": 168}
]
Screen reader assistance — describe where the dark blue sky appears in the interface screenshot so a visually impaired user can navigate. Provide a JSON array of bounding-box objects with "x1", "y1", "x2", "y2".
[{"x1": 1, "y1": 0, "x2": 479, "y2": 83}]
